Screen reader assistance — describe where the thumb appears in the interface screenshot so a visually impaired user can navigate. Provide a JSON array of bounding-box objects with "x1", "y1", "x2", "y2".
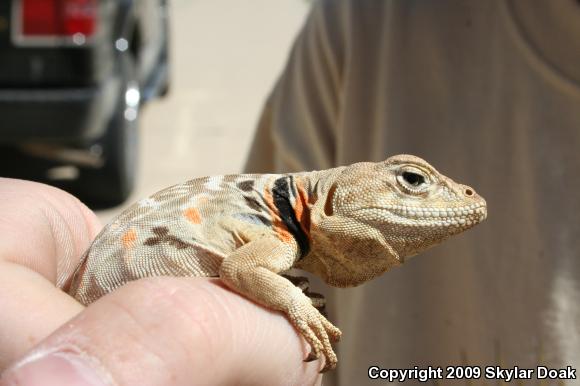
[{"x1": 0, "y1": 277, "x2": 323, "y2": 386}]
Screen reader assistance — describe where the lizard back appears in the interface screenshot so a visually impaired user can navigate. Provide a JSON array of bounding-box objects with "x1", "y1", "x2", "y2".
[{"x1": 67, "y1": 172, "x2": 307, "y2": 304}]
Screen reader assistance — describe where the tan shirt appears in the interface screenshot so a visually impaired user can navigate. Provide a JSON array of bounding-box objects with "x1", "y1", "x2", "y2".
[{"x1": 245, "y1": 1, "x2": 580, "y2": 384}]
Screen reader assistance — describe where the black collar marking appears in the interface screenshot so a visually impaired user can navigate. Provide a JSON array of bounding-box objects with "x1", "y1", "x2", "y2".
[{"x1": 272, "y1": 177, "x2": 310, "y2": 259}]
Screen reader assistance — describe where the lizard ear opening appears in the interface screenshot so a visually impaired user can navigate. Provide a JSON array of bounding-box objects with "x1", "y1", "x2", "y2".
[{"x1": 324, "y1": 184, "x2": 337, "y2": 216}]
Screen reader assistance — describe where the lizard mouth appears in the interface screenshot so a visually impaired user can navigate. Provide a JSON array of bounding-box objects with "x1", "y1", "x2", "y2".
[
  {"x1": 388, "y1": 203, "x2": 486, "y2": 219},
  {"x1": 357, "y1": 203, "x2": 487, "y2": 229}
]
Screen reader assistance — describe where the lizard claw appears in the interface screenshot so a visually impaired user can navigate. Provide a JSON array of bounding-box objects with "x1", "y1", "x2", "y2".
[
  {"x1": 304, "y1": 351, "x2": 318, "y2": 362},
  {"x1": 289, "y1": 295, "x2": 342, "y2": 372},
  {"x1": 320, "y1": 363, "x2": 333, "y2": 374}
]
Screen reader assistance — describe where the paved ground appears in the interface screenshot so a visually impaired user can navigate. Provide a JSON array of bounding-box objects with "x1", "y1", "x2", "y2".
[{"x1": 98, "y1": 0, "x2": 309, "y2": 222}]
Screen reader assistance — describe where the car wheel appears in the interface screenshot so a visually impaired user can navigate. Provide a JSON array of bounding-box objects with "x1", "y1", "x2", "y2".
[
  {"x1": 74, "y1": 53, "x2": 140, "y2": 208},
  {"x1": 157, "y1": 2, "x2": 171, "y2": 98}
]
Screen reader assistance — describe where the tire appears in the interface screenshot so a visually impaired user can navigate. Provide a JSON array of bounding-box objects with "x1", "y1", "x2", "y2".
[
  {"x1": 157, "y1": 51, "x2": 171, "y2": 98},
  {"x1": 73, "y1": 53, "x2": 140, "y2": 208},
  {"x1": 156, "y1": 1, "x2": 171, "y2": 98}
]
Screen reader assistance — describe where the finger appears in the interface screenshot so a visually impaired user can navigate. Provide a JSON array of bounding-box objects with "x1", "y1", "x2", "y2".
[
  {"x1": 0, "y1": 262, "x2": 84, "y2": 369},
  {"x1": 1, "y1": 277, "x2": 323, "y2": 386},
  {"x1": 0, "y1": 178, "x2": 101, "y2": 283},
  {"x1": 0, "y1": 179, "x2": 101, "y2": 368}
]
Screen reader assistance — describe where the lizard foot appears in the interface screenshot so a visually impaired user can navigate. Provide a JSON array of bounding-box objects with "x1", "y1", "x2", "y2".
[
  {"x1": 281, "y1": 274, "x2": 327, "y2": 315},
  {"x1": 288, "y1": 295, "x2": 342, "y2": 372}
]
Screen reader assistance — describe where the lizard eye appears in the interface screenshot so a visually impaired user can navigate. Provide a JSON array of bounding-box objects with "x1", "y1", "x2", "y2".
[
  {"x1": 402, "y1": 171, "x2": 424, "y2": 186},
  {"x1": 396, "y1": 167, "x2": 430, "y2": 194}
]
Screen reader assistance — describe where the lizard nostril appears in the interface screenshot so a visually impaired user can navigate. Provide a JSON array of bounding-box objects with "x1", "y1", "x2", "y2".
[{"x1": 464, "y1": 188, "x2": 474, "y2": 197}]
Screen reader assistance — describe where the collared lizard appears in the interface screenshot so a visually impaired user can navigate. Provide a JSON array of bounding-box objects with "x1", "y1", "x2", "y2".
[{"x1": 66, "y1": 154, "x2": 487, "y2": 372}]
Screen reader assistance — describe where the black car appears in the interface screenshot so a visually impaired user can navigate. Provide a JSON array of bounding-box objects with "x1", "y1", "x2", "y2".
[{"x1": 0, "y1": 0, "x2": 170, "y2": 206}]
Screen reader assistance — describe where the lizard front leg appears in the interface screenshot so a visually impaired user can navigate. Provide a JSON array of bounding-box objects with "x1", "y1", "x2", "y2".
[{"x1": 218, "y1": 236, "x2": 341, "y2": 372}]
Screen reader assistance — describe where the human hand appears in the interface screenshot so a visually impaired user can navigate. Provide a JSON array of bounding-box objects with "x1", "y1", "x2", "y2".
[{"x1": 0, "y1": 179, "x2": 323, "y2": 385}]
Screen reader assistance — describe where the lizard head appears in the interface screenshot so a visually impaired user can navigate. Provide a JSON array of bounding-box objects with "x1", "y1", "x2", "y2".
[{"x1": 326, "y1": 154, "x2": 487, "y2": 261}]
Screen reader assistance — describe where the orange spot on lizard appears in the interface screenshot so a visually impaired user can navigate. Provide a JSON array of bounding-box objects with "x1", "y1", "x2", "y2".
[
  {"x1": 293, "y1": 179, "x2": 312, "y2": 238},
  {"x1": 121, "y1": 229, "x2": 137, "y2": 249},
  {"x1": 184, "y1": 207, "x2": 202, "y2": 224}
]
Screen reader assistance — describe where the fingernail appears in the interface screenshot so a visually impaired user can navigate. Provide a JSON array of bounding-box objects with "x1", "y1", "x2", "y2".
[{"x1": 1, "y1": 351, "x2": 109, "y2": 386}]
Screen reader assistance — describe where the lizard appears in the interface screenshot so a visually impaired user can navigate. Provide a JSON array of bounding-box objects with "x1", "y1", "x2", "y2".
[{"x1": 65, "y1": 154, "x2": 487, "y2": 372}]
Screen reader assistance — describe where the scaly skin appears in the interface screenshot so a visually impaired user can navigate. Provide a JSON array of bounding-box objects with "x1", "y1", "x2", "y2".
[{"x1": 66, "y1": 154, "x2": 487, "y2": 372}]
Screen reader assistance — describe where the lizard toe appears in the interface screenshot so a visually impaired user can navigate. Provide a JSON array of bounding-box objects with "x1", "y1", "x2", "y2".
[
  {"x1": 322, "y1": 319, "x2": 342, "y2": 342},
  {"x1": 319, "y1": 347, "x2": 338, "y2": 373},
  {"x1": 310, "y1": 318, "x2": 337, "y2": 371},
  {"x1": 289, "y1": 294, "x2": 339, "y2": 371},
  {"x1": 294, "y1": 318, "x2": 324, "y2": 358}
]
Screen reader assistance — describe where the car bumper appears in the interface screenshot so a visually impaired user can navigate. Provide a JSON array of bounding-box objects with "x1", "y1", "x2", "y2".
[{"x1": 0, "y1": 75, "x2": 121, "y2": 144}]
